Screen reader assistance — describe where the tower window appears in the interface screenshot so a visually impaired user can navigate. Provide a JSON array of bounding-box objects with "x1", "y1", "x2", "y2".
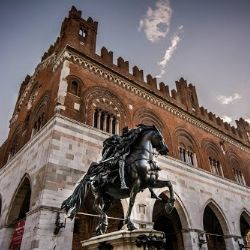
[
  {"x1": 79, "y1": 28, "x2": 86, "y2": 38},
  {"x1": 68, "y1": 80, "x2": 80, "y2": 96}
]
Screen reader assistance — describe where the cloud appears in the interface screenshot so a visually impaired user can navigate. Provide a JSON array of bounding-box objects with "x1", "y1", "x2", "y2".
[
  {"x1": 156, "y1": 25, "x2": 183, "y2": 78},
  {"x1": 221, "y1": 115, "x2": 233, "y2": 123},
  {"x1": 138, "y1": 0, "x2": 172, "y2": 42},
  {"x1": 217, "y1": 93, "x2": 242, "y2": 104}
]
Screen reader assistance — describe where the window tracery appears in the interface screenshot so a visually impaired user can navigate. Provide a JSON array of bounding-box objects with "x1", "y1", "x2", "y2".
[
  {"x1": 204, "y1": 142, "x2": 224, "y2": 177},
  {"x1": 31, "y1": 93, "x2": 49, "y2": 137},
  {"x1": 178, "y1": 145, "x2": 194, "y2": 165},
  {"x1": 84, "y1": 87, "x2": 127, "y2": 135},
  {"x1": 32, "y1": 112, "x2": 45, "y2": 136},
  {"x1": 175, "y1": 129, "x2": 198, "y2": 167},
  {"x1": 230, "y1": 157, "x2": 245, "y2": 185},
  {"x1": 233, "y1": 168, "x2": 245, "y2": 185},
  {"x1": 209, "y1": 157, "x2": 223, "y2": 176},
  {"x1": 93, "y1": 109, "x2": 118, "y2": 134}
]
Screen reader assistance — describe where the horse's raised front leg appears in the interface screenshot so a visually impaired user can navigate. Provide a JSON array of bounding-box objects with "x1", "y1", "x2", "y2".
[
  {"x1": 125, "y1": 179, "x2": 140, "y2": 231},
  {"x1": 152, "y1": 179, "x2": 175, "y2": 214}
]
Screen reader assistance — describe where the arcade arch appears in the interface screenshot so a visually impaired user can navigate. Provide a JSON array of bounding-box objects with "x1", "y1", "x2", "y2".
[
  {"x1": 6, "y1": 175, "x2": 32, "y2": 250},
  {"x1": 202, "y1": 200, "x2": 230, "y2": 250},
  {"x1": 7, "y1": 175, "x2": 32, "y2": 225},
  {"x1": 240, "y1": 210, "x2": 250, "y2": 248},
  {"x1": 152, "y1": 191, "x2": 191, "y2": 250}
]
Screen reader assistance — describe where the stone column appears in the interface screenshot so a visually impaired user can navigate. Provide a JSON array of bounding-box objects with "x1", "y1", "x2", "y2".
[
  {"x1": 109, "y1": 116, "x2": 113, "y2": 134},
  {"x1": 193, "y1": 153, "x2": 198, "y2": 167},
  {"x1": 225, "y1": 236, "x2": 240, "y2": 250},
  {"x1": 97, "y1": 110, "x2": 102, "y2": 129},
  {"x1": 182, "y1": 230, "x2": 205, "y2": 250},
  {"x1": 115, "y1": 119, "x2": 119, "y2": 135},
  {"x1": 103, "y1": 113, "x2": 108, "y2": 132}
]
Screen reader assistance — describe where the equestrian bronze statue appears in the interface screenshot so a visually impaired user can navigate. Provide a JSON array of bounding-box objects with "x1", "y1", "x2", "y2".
[{"x1": 61, "y1": 124, "x2": 175, "y2": 235}]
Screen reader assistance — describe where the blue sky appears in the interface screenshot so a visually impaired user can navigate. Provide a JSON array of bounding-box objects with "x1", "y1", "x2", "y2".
[{"x1": 0, "y1": 0, "x2": 250, "y2": 144}]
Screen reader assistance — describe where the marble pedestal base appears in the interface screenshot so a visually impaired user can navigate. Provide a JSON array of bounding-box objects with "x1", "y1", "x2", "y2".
[{"x1": 81, "y1": 229, "x2": 165, "y2": 250}]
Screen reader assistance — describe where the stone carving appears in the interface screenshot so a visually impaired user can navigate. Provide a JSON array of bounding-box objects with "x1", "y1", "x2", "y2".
[{"x1": 62, "y1": 124, "x2": 175, "y2": 235}]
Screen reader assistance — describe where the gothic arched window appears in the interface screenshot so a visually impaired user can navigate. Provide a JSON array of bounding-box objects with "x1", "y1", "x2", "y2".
[
  {"x1": 206, "y1": 146, "x2": 224, "y2": 177},
  {"x1": 93, "y1": 108, "x2": 118, "y2": 134},
  {"x1": 175, "y1": 129, "x2": 198, "y2": 167},
  {"x1": 84, "y1": 87, "x2": 127, "y2": 135},
  {"x1": 230, "y1": 158, "x2": 245, "y2": 185}
]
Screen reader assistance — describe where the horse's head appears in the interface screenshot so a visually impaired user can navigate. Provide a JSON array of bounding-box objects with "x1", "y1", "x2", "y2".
[{"x1": 151, "y1": 125, "x2": 169, "y2": 155}]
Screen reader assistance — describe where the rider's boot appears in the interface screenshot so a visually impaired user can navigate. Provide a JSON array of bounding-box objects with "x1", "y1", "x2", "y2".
[
  {"x1": 149, "y1": 187, "x2": 162, "y2": 200},
  {"x1": 119, "y1": 160, "x2": 128, "y2": 189}
]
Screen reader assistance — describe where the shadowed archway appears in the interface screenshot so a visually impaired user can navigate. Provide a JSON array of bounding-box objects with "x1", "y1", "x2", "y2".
[
  {"x1": 152, "y1": 192, "x2": 190, "y2": 250},
  {"x1": 7, "y1": 176, "x2": 31, "y2": 225},
  {"x1": 203, "y1": 201, "x2": 229, "y2": 250},
  {"x1": 240, "y1": 210, "x2": 250, "y2": 248},
  {"x1": 7, "y1": 175, "x2": 31, "y2": 250}
]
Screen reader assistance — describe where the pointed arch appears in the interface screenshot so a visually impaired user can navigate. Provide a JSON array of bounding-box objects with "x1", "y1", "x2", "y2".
[
  {"x1": 6, "y1": 174, "x2": 32, "y2": 225},
  {"x1": 240, "y1": 209, "x2": 250, "y2": 225},
  {"x1": 202, "y1": 199, "x2": 230, "y2": 235},
  {"x1": 202, "y1": 140, "x2": 226, "y2": 176},
  {"x1": 174, "y1": 127, "x2": 201, "y2": 167},
  {"x1": 227, "y1": 151, "x2": 246, "y2": 185},
  {"x1": 152, "y1": 190, "x2": 191, "y2": 230},
  {"x1": 82, "y1": 86, "x2": 130, "y2": 134},
  {"x1": 240, "y1": 209, "x2": 250, "y2": 247},
  {"x1": 152, "y1": 190, "x2": 191, "y2": 249}
]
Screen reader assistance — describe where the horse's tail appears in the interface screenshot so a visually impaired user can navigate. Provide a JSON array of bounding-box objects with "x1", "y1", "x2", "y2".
[{"x1": 61, "y1": 175, "x2": 89, "y2": 219}]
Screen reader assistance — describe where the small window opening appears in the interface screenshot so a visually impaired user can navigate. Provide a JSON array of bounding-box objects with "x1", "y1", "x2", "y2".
[{"x1": 79, "y1": 28, "x2": 86, "y2": 38}]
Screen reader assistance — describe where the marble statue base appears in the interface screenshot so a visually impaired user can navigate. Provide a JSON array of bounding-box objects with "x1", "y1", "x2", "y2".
[{"x1": 81, "y1": 229, "x2": 165, "y2": 250}]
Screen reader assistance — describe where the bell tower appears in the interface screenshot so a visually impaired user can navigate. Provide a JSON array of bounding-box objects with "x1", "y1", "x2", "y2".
[{"x1": 59, "y1": 6, "x2": 98, "y2": 54}]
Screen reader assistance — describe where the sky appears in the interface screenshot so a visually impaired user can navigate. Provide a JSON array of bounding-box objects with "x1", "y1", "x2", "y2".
[{"x1": 0, "y1": 0, "x2": 250, "y2": 144}]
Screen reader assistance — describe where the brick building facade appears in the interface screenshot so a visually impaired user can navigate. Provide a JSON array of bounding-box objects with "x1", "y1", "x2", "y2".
[{"x1": 0, "y1": 6, "x2": 249, "y2": 250}]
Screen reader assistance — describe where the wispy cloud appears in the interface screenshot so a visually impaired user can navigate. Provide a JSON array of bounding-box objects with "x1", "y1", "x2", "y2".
[
  {"x1": 221, "y1": 115, "x2": 233, "y2": 123},
  {"x1": 138, "y1": 0, "x2": 172, "y2": 43},
  {"x1": 217, "y1": 93, "x2": 242, "y2": 105},
  {"x1": 156, "y1": 25, "x2": 183, "y2": 78}
]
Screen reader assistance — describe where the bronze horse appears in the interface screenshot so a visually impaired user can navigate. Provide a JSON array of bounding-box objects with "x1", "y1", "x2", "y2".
[{"x1": 61, "y1": 125, "x2": 175, "y2": 235}]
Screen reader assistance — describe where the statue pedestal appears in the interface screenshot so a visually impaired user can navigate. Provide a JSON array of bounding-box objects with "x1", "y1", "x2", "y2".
[{"x1": 81, "y1": 229, "x2": 165, "y2": 250}]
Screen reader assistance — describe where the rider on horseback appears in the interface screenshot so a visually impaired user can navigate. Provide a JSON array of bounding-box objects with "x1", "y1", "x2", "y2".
[{"x1": 100, "y1": 125, "x2": 143, "y2": 189}]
